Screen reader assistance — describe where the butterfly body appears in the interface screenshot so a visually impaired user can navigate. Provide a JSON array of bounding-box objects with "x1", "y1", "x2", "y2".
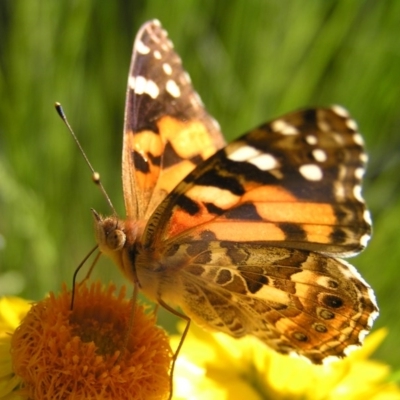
[{"x1": 94, "y1": 19, "x2": 378, "y2": 364}]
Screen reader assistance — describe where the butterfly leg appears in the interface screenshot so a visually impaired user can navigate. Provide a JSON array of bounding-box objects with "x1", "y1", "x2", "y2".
[
  {"x1": 158, "y1": 297, "x2": 191, "y2": 400},
  {"x1": 116, "y1": 280, "x2": 140, "y2": 363},
  {"x1": 153, "y1": 302, "x2": 160, "y2": 318},
  {"x1": 70, "y1": 245, "x2": 101, "y2": 310}
]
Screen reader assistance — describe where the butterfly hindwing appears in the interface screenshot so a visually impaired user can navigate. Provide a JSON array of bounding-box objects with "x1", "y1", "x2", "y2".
[
  {"x1": 168, "y1": 242, "x2": 377, "y2": 363},
  {"x1": 122, "y1": 20, "x2": 225, "y2": 220}
]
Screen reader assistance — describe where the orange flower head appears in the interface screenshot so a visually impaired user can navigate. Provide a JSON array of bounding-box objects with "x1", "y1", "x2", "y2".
[{"x1": 10, "y1": 282, "x2": 172, "y2": 400}]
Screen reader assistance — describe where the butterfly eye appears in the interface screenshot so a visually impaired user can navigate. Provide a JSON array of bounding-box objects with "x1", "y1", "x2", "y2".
[{"x1": 106, "y1": 229, "x2": 126, "y2": 251}]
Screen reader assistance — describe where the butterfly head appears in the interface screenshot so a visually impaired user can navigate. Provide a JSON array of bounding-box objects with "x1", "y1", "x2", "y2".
[{"x1": 92, "y1": 209, "x2": 127, "y2": 256}]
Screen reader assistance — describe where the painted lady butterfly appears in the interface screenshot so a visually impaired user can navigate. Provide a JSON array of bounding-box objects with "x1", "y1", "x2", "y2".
[{"x1": 93, "y1": 20, "x2": 378, "y2": 364}]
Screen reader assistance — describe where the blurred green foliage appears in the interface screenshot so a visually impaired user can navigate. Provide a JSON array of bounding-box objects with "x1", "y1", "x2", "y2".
[{"x1": 0, "y1": 1, "x2": 399, "y2": 370}]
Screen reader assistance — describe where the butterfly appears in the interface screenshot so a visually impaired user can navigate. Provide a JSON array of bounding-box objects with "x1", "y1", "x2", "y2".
[{"x1": 93, "y1": 19, "x2": 378, "y2": 365}]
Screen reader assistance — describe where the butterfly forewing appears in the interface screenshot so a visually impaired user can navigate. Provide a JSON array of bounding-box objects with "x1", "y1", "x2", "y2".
[
  {"x1": 145, "y1": 107, "x2": 371, "y2": 256},
  {"x1": 122, "y1": 20, "x2": 225, "y2": 220}
]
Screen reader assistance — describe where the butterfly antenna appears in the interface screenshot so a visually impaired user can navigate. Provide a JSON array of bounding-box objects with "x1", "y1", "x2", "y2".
[{"x1": 54, "y1": 102, "x2": 117, "y2": 215}]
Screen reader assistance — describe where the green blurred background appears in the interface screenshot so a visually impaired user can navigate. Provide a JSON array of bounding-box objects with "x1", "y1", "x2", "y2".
[{"x1": 0, "y1": 1, "x2": 399, "y2": 371}]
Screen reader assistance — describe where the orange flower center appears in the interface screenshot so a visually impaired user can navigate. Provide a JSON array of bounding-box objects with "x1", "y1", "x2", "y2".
[{"x1": 11, "y1": 282, "x2": 172, "y2": 400}]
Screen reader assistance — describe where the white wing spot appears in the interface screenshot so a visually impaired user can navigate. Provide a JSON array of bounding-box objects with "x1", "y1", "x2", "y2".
[
  {"x1": 271, "y1": 119, "x2": 299, "y2": 135},
  {"x1": 136, "y1": 39, "x2": 150, "y2": 54},
  {"x1": 331, "y1": 105, "x2": 349, "y2": 118},
  {"x1": 128, "y1": 76, "x2": 135, "y2": 90},
  {"x1": 312, "y1": 149, "x2": 327, "y2": 163},
  {"x1": 343, "y1": 344, "x2": 361, "y2": 358},
  {"x1": 305, "y1": 135, "x2": 318, "y2": 145},
  {"x1": 299, "y1": 164, "x2": 323, "y2": 181},
  {"x1": 228, "y1": 146, "x2": 261, "y2": 162},
  {"x1": 249, "y1": 154, "x2": 279, "y2": 171},
  {"x1": 134, "y1": 76, "x2": 146, "y2": 94},
  {"x1": 353, "y1": 185, "x2": 364, "y2": 202},
  {"x1": 360, "y1": 153, "x2": 368, "y2": 163},
  {"x1": 166, "y1": 79, "x2": 181, "y2": 98},
  {"x1": 186, "y1": 186, "x2": 239, "y2": 209},
  {"x1": 145, "y1": 79, "x2": 159, "y2": 99},
  {"x1": 229, "y1": 146, "x2": 279, "y2": 171},
  {"x1": 163, "y1": 63, "x2": 172, "y2": 75},
  {"x1": 322, "y1": 355, "x2": 342, "y2": 365},
  {"x1": 346, "y1": 118, "x2": 358, "y2": 131},
  {"x1": 363, "y1": 210, "x2": 372, "y2": 225},
  {"x1": 360, "y1": 233, "x2": 371, "y2": 247},
  {"x1": 354, "y1": 167, "x2": 365, "y2": 180},
  {"x1": 153, "y1": 50, "x2": 162, "y2": 59},
  {"x1": 131, "y1": 76, "x2": 159, "y2": 99},
  {"x1": 353, "y1": 133, "x2": 364, "y2": 146},
  {"x1": 358, "y1": 329, "x2": 369, "y2": 343},
  {"x1": 183, "y1": 71, "x2": 191, "y2": 83}
]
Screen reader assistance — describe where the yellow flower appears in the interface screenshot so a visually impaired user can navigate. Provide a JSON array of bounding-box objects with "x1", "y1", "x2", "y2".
[
  {"x1": 0, "y1": 296, "x2": 31, "y2": 400},
  {"x1": 1, "y1": 282, "x2": 172, "y2": 400},
  {"x1": 171, "y1": 324, "x2": 400, "y2": 400}
]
